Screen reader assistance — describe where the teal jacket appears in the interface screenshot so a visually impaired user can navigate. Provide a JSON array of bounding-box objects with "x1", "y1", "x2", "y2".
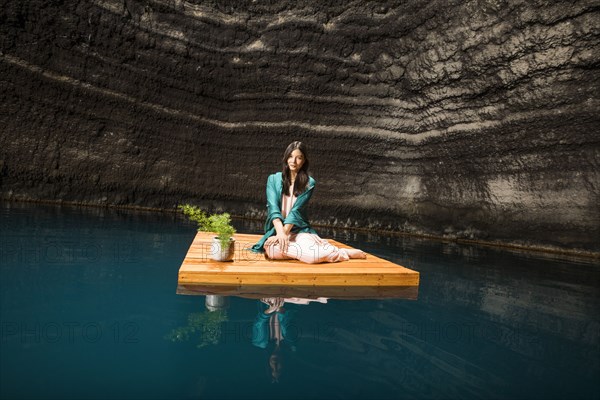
[
  {"x1": 251, "y1": 302, "x2": 297, "y2": 349},
  {"x1": 251, "y1": 172, "x2": 318, "y2": 253}
]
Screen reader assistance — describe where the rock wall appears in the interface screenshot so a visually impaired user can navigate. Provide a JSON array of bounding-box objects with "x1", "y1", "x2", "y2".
[{"x1": 1, "y1": 0, "x2": 599, "y2": 251}]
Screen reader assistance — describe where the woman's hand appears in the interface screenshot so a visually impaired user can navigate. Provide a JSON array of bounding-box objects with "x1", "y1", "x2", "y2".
[
  {"x1": 275, "y1": 232, "x2": 289, "y2": 252},
  {"x1": 265, "y1": 233, "x2": 290, "y2": 252},
  {"x1": 269, "y1": 219, "x2": 291, "y2": 252},
  {"x1": 261, "y1": 298, "x2": 285, "y2": 314}
]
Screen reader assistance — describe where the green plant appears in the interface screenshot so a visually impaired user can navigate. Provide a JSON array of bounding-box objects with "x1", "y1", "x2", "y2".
[
  {"x1": 165, "y1": 310, "x2": 228, "y2": 348},
  {"x1": 180, "y1": 204, "x2": 236, "y2": 248}
]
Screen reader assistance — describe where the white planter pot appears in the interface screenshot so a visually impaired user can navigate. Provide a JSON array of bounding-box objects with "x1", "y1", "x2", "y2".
[
  {"x1": 205, "y1": 295, "x2": 229, "y2": 311},
  {"x1": 210, "y1": 237, "x2": 235, "y2": 261}
]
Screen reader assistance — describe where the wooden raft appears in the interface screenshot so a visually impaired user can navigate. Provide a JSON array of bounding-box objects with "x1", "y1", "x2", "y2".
[{"x1": 178, "y1": 232, "x2": 419, "y2": 287}]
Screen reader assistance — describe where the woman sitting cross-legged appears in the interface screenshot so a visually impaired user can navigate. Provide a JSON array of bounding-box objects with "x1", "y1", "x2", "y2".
[{"x1": 251, "y1": 141, "x2": 366, "y2": 263}]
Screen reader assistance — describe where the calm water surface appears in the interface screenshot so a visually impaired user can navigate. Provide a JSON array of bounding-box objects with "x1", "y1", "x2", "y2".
[{"x1": 1, "y1": 202, "x2": 599, "y2": 399}]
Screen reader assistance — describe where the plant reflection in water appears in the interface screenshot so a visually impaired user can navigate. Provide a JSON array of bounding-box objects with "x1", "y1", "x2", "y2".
[
  {"x1": 166, "y1": 292, "x2": 329, "y2": 383},
  {"x1": 165, "y1": 295, "x2": 229, "y2": 348}
]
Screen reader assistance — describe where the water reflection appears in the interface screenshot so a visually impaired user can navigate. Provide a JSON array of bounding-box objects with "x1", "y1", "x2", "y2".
[
  {"x1": 165, "y1": 298, "x2": 228, "y2": 349},
  {"x1": 252, "y1": 298, "x2": 294, "y2": 383},
  {"x1": 176, "y1": 284, "x2": 418, "y2": 300},
  {"x1": 169, "y1": 292, "x2": 333, "y2": 384},
  {"x1": 205, "y1": 294, "x2": 229, "y2": 312},
  {"x1": 251, "y1": 296, "x2": 331, "y2": 384}
]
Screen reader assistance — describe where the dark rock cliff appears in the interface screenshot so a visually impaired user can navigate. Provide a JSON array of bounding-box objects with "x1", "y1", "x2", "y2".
[{"x1": 1, "y1": 0, "x2": 599, "y2": 251}]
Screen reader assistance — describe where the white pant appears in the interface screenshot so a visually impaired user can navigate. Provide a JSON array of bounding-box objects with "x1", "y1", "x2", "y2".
[{"x1": 264, "y1": 233, "x2": 350, "y2": 264}]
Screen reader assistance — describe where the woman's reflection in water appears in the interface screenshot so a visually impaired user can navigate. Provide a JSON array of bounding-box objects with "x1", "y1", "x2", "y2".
[{"x1": 252, "y1": 297, "x2": 327, "y2": 383}]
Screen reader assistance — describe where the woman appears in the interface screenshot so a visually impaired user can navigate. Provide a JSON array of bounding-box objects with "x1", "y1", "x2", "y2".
[
  {"x1": 251, "y1": 141, "x2": 366, "y2": 263},
  {"x1": 251, "y1": 298, "x2": 292, "y2": 383}
]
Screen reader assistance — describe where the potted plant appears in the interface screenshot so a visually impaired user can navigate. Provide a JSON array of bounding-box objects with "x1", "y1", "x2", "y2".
[{"x1": 180, "y1": 204, "x2": 236, "y2": 261}]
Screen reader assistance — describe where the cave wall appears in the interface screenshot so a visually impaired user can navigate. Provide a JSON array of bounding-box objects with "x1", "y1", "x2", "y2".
[{"x1": 1, "y1": 0, "x2": 599, "y2": 251}]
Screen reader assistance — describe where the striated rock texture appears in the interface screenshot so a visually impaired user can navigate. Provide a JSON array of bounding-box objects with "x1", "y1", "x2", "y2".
[{"x1": 1, "y1": 0, "x2": 599, "y2": 251}]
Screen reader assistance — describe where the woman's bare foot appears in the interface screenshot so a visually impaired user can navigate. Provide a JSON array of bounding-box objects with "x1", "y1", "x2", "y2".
[{"x1": 347, "y1": 249, "x2": 367, "y2": 259}]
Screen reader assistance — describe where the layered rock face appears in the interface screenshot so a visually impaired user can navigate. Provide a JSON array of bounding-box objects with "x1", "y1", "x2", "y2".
[{"x1": 1, "y1": 0, "x2": 599, "y2": 251}]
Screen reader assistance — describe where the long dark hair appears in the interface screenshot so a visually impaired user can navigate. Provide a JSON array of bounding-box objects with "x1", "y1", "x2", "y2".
[{"x1": 282, "y1": 141, "x2": 310, "y2": 197}]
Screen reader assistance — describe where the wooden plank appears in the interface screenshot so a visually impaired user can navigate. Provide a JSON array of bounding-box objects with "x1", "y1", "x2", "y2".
[
  {"x1": 178, "y1": 232, "x2": 419, "y2": 288},
  {"x1": 178, "y1": 273, "x2": 419, "y2": 287}
]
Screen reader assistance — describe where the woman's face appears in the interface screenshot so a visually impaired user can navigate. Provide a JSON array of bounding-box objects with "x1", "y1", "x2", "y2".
[
  {"x1": 287, "y1": 149, "x2": 305, "y2": 174},
  {"x1": 269, "y1": 353, "x2": 282, "y2": 381}
]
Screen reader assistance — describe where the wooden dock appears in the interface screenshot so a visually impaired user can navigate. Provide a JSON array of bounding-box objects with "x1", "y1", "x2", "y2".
[{"x1": 178, "y1": 233, "x2": 419, "y2": 296}]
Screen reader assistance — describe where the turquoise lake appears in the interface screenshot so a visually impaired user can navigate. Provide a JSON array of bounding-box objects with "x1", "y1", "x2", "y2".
[{"x1": 1, "y1": 202, "x2": 599, "y2": 399}]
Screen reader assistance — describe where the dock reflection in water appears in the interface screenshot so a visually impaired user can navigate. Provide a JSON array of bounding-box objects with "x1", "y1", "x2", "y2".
[
  {"x1": 176, "y1": 284, "x2": 419, "y2": 300},
  {"x1": 174, "y1": 284, "x2": 419, "y2": 385}
]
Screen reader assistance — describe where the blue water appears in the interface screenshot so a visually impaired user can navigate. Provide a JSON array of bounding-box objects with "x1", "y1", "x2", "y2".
[{"x1": 1, "y1": 202, "x2": 599, "y2": 399}]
